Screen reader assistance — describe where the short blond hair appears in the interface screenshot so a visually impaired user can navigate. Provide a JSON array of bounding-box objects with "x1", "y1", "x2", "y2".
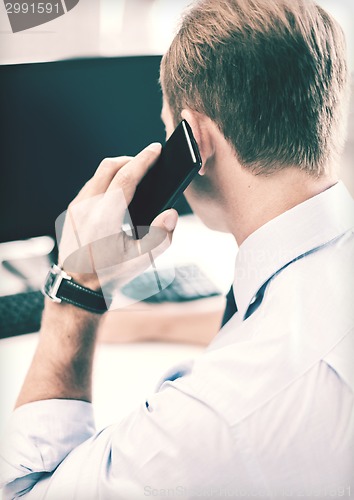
[{"x1": 160, "y1": 0, "x2": 349, "y2": 176}]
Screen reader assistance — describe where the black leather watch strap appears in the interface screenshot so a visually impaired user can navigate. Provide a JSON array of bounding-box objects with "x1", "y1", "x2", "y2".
[{"x1": 43, "y1": 264, "x2": 107, "y2": 314}]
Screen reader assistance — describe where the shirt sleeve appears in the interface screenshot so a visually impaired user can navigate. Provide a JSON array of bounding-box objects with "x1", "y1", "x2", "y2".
[
  {"x1": 0, "y1": 381, "x2": 245, "y2": 500},
  {"x1": 0, "y1": 399, "x2": 95, "y2": 498}
]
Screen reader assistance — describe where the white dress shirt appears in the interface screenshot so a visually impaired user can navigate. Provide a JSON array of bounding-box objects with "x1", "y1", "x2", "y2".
[{"x1": 1, "y1": 181, "x2": 353, "y2": 499}]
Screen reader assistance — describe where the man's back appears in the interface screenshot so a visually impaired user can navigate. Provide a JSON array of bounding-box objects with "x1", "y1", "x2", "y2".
[{"x1": 1, "y1": 182, "x2": 353, "y2": 499}]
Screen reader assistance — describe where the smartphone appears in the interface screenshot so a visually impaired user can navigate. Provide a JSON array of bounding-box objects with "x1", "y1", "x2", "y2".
[{"x1": 127, "y1": 120, "x2": 202, "y2": 239}]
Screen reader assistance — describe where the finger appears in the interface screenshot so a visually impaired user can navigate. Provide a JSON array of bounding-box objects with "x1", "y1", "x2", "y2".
[
  {"x1": 72, "y1": 156, "x2": 133, "y2": 204},
  {"x1": 94, "y1": 156, "x2": 133, "y2": 181},
  {"x1": 138, "y1": 208, "x2": 178, "y2": 253},
  {"x1": 150, "y1": 208, "x2": 179, "y2": 233},
  {"x1": 107, "y1": 143, "x2": 162, "y2": 202}
]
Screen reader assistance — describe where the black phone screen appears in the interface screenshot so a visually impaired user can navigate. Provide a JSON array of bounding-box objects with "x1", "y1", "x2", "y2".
[{"x1": 127, "y1": 120, "x2": 202, "y2": 238}]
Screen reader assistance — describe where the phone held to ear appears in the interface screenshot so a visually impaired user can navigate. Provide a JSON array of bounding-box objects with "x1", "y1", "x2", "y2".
[{"x1": 127, "y1": 120, "x2": 202, "y2": 239}]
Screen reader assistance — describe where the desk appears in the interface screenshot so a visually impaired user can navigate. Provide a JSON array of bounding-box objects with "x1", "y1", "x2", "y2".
[{"x1": 0, "y1": 333, "x2": 203, "y2": 433}]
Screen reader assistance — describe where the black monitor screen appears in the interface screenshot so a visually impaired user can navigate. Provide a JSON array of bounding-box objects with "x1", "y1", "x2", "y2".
[{"x1": 0, "y1": 55, "x2": 191, "y2": 243}]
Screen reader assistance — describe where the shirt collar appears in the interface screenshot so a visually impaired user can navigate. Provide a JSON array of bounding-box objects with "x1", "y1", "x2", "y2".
[{"x1": 233, "y1": 181, "x2": 354, "y2": 319}]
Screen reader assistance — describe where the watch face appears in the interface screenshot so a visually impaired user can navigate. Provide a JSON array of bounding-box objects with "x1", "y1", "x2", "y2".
[
  {"x1": 43, "y1": 268, "x2": 62, "y2": 302},
  {"x1": 45, "y1": 271, "x2": 56, "y2": 292}
]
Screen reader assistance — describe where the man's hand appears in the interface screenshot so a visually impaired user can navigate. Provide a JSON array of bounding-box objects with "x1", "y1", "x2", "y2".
[
  {"x1": 57, "y1": 143, "x2": 178, "y2": 291},
  {"x1": 15, "y1": 143, "x2": 178, "y2": 408}
]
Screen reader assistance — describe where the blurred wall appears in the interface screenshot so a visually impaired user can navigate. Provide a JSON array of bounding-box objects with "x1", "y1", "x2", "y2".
[
  {"x1": 316, "y1": 0, "x2": 354, "y2": 195},
  {"x1": 0, "y1": 1, "x2": 100, "y2": 64},
  {"x1": 0, "y1": 0, "x2": 192, "y2": 64}
]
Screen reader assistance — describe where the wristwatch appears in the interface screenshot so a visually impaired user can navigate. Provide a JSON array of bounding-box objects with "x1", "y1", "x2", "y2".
[{"x1": 42, "y1": 264, "x2": 107, "y2": 314}]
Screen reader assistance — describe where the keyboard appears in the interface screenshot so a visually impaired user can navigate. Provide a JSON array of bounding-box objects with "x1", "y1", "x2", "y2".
[
  {"x1": 0, "y1": 264, "x2": 221, "y2": 339},
  {"x1": 121, "y1": 264, "x2": 221, "y2": 303}
]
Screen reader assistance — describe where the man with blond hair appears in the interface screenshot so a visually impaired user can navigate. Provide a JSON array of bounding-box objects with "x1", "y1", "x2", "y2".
[{"x1": 1, "y1": 0, "x2": 353, "y2": 498}]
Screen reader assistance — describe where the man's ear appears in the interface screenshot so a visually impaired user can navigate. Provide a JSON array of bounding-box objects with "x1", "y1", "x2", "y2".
[{"x1": 180, "y1": 109, "x2": 214, "y2": 176}]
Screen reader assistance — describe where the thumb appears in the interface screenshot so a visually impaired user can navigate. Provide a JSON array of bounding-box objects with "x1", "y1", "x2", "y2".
[
  {"x1": 138, "y1": 209, "x2": 178, "y2": 260},
  {"x1": 151, "y1": 209, "x2": 178, "y2": 234}
]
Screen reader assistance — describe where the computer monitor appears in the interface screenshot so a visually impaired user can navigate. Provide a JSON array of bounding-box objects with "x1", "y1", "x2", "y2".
[{"x1": 0, "y1": 55, "x2": 191, "y2": 243}]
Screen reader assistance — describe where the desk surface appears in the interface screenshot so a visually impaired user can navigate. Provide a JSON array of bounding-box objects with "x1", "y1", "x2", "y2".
[{"x1": 0, "y1": 333, "x2": 203, "y2": 433}]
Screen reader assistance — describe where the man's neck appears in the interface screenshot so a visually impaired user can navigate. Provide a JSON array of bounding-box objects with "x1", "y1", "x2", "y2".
[{"x1": 225, "y1": 165, "x2": 338, "y2": 247}]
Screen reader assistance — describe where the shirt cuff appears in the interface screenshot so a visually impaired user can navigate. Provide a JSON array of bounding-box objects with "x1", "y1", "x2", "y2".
[{"x1": 0, "y1": 399, "x2": 95, "y2": 488}]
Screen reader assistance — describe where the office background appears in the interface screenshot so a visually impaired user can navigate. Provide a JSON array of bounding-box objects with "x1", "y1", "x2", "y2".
[
  {"x1": 1, "y1": 0, "x2": 353, "y2": 68},
  {"x1": 0, "y1": 0, "x2": 353, "y2": 244}
]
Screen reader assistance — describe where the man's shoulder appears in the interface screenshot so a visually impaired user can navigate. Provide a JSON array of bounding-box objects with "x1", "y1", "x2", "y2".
[
  {"x1": 168, "y1": 229, "x2": 354, "y2": 427},
  {"x1": 265, "y1": 226, "x2": 354, "y2": 325}
]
